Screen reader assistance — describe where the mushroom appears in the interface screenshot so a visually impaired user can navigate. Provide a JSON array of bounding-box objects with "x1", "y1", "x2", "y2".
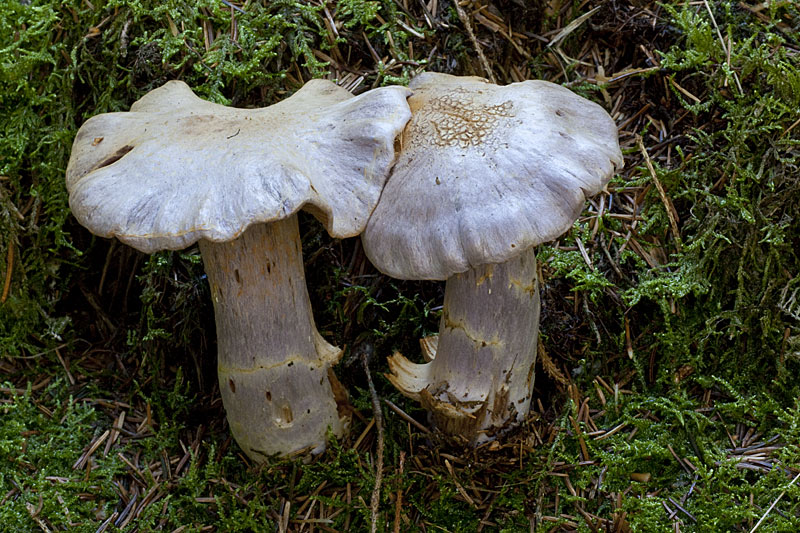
[
  {"x1": 66, "y1": 79, "x2": 411, "y2": 460},
  {"x1": 362, "y1": 72, "x2": 622, "y2": 444}
]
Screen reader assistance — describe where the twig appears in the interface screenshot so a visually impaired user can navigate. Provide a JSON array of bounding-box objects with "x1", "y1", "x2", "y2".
[
  {"x1": 702, "y1": 0, "x2": 742, "y2": 94},
  {"x1": 445, "y1": 458, "x2": 476, "y2": 507},
  {"x1": 2, "y1": 240, "x2": 13, "y2": 303},
  {"x1": 453, "y1": 1, "x2": 496, "y2": 83},
  {"x1": 119, "y1": 19, "x2": 132, "y2": 57},
  {"x1": 667, "y1": 497, "x2": 696, "y2": 523},
  {"x1": 55, "y1": 347, "x2": 75, "y2": 385},
  {"x1": 393, "y1": 451, "x2": 405, "y2": 533},
  {"x1": 384, "y1": 398, "x2": 430, "y2": 433},
  {"x1": 26, "y1": 496, "x2": 52, "y2": 532},
  {"x1": 361, "y1": 344, "x2": 384, "y2": 533},
  {"x1": 750, "y1": 471, "x2": 800, "y2": 532},
  {"x1": 569, "y1": 415, "x2": 590, "y2": 462},
  {"x1": 637, "y1": 136, "x2": 682, "y2": 252},
  {"x1": 73, "y1": 430, "x2": 110, "y2": 470},
  {"x1": 278, "y1": 501, "x2": 290, "y2": 533},
  {"x1": 220, "y1": 0, "x2": 245, "y2": 14},
  {"x1": 547, "y1": 6, "x2": 602, "y2": 48},
  {"x1": 780, "y1": 116, "x2": 800, "y2": 139}
]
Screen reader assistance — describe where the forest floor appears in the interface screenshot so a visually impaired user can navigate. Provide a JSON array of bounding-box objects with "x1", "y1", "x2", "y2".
[{"x1": 2, "y1": 0, "x2": 800, "y2": 531}]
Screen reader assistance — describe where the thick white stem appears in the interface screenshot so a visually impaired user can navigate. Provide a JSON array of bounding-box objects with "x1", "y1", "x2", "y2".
[
  {"x1": 199, "y1": 216, "x2": 344, "y2": 461},
  {"x1": 388, "y1": 247, "x2": 539, "y2": 444}
]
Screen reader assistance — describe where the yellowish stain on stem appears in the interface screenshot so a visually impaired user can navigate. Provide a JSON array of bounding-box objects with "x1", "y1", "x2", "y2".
[{"x1": 442, "y1": 310, "x2": 504, "y2": 349}]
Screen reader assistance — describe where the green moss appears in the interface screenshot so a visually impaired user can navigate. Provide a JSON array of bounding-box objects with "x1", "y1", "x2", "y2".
[{"x1": 0, "y1": 382, "x2": 119, "y2": 530}]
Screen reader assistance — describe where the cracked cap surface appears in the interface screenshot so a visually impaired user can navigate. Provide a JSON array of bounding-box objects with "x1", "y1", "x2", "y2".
[
  {"x1": 67, "y1": 80, "x2": 411, "y2": 253},
  {"x1": 363, "y1": 72, "x2": 624, "y2": 280}
]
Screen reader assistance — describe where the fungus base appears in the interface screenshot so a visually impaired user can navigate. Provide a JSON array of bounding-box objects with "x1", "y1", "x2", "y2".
[
  {"x1": 200, "y1": 217, "x2": 344, "y2": 460},
  {"x1": 388, "y1": 247, "x2": 540, "y2": 443}
]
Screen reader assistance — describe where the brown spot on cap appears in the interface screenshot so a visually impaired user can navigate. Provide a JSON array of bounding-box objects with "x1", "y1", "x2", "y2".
[{"x1": 409, "y1": 88, "x2": 514, "y2": 150}]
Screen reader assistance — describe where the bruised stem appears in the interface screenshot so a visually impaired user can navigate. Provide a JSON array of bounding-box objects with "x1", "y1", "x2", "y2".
[
  {"x1": 199, "y1": 216, "x2": 344, "y2": 461},
  {"x1": 388, "y1": 246, "x2": 540, "y2": 444}
]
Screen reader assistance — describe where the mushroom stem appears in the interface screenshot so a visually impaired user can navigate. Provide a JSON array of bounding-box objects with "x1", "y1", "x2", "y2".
[
  {"x1": 387, "y1": 246, "x2": 540, "y2": 444},
  {"x1": 199, "y1": 216, "x2": 344, "y2": 460}
]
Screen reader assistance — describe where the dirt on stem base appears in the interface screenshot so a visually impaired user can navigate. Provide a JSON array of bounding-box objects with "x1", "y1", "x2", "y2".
[{"x1": 389, "y1": 246, "x2": 540, "y2": 444}]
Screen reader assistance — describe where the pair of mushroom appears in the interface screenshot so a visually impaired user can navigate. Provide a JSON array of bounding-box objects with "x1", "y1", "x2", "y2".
[{"x1": 66, "y1": 73, "x2": 621, "y2": 460}]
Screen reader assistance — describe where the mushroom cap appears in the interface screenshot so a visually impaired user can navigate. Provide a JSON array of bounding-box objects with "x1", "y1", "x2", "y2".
[
  {"x1": 362, "y1": 72, "x2": 624, "y2": 280},
  {"x1": 66, "y1": 79, "x2": 411, "y2": 253}
]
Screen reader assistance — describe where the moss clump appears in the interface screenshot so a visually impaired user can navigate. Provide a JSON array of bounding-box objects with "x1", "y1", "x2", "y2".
[
  {"x1": 0, "y1": 382, "x2": 120, "y2": 530},
  {"x1": 542, "y1": 1, "x2": 800, "y2": 398}
]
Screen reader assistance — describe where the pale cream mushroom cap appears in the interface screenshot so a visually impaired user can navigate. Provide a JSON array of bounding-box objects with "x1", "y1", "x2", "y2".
[
  {"x1": 67, "y1": 79, "x2": 412, "y2": 252},
  {"x1": 363, "y1": 72, "x2": 623, "y2": 280}
]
